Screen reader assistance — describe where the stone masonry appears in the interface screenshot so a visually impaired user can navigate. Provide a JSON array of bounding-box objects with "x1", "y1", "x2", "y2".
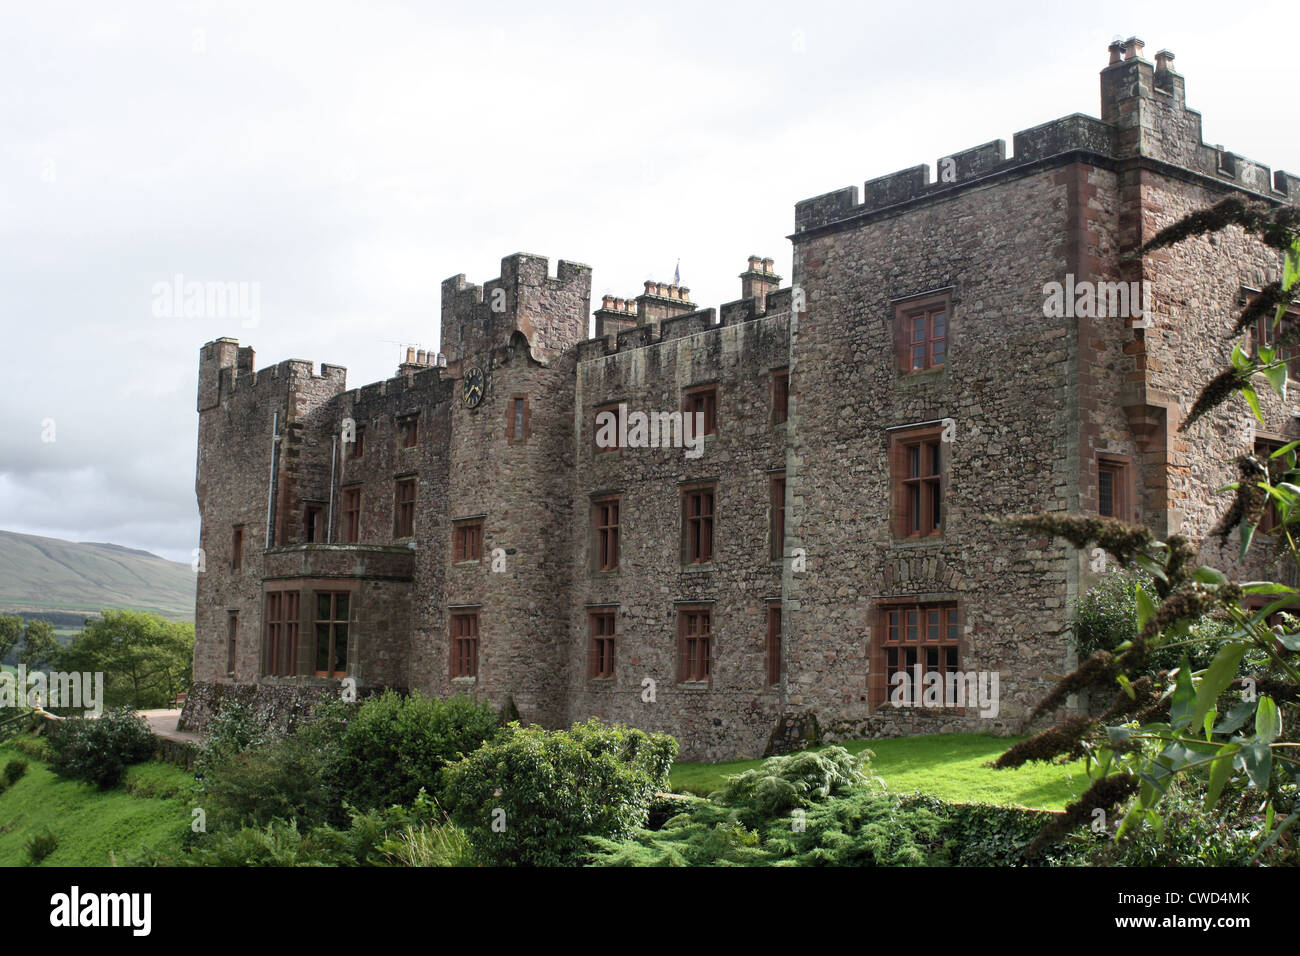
[{"x1": 185, "y1": 40, "x2": 1299, "y2": 760}]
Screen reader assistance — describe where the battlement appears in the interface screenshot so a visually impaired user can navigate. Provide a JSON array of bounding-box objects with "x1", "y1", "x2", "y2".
[
  {"x1": 440, "y1": 252, "x2": 592, "y2": 366},
  {"x1": 795, "y1": 38, "x2": 1298, "y2": 235},
  {"x1": 578, "y1": 258, "x2": 791, "y2": 362},
  {"x1": 197, "y1": 337, "x2": 347, "y2": 413}
]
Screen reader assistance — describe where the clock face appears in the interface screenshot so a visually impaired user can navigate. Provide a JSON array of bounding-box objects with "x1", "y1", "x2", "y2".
[{"x1": 462, "y1": 366, "x2": 485, "y2": 408}]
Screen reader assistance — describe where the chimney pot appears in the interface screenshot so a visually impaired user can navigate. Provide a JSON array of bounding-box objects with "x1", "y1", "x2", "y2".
[
  {"x1": 762, "y1": 257, "x2": 774, "y2": 274},
  {"x1": 406, "y1": 346, "x2": 416, "y2": 364},
  {"x1": 416, "y1": 349, "x2": 427, "y2": 365},
  {"x1": 1155, "y1": 49, "x2": 1175, "y2": 71},
  {"x1": 1108, "y1": 40, "x2": 1125, "y2": 65},
  {"x1": 1123, "y1": 36, "x2": 1144, "y2": 60},
  {"x1": 748, "y1": 255, "x2": 761, "y2": 271}
]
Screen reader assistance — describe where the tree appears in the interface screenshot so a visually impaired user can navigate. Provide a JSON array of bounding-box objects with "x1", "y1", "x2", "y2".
[
  {"x1": 59, "y1": 610, "x2": 194, "y2": 709},
  {"x1": 17, "y1": 619, "x2": 59, "y2": 670},
  {"x1": 1001, "y1": 196, "x2": 1300, "y2": 862},
  {"x1": 0, "y1": 616, "x2": 21, "y2": 664}
]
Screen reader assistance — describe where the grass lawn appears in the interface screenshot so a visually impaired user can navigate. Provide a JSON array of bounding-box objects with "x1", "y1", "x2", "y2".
[
  {"x1": 671, "y1": 733, "x2": 1088, "y2": 810},
  {"x1": 0, "y1": 738, "x2": 195, "y2": 866}
]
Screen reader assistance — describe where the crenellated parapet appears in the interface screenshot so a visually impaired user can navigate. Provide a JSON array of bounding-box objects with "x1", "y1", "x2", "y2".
[
  {"x1": 796, "y1": 37, "x2": 1298, "y2": 236},
  {"x1": 439, "y1": 252, "x2": 591, "y2": 367},
  {"x1": 577, "y1": 257, "x2": 792, "y2": 362}
]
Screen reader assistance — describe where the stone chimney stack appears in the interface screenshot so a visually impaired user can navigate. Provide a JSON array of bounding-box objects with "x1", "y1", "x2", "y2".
[
  {"x1": 740, "y1": 256, "x2": 781, "y2": 305},
  {"x1": 634, "y1": 279, "x2": 695, "y2": 325},
  {"x1": 593, "y1": 293, "x2": 640, "y2": 338}
]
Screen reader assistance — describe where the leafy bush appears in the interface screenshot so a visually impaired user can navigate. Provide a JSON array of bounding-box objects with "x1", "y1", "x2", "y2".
[
  {"x1": 195, "y1": 699, "x2": 274, "y2": 777},
  {"x1": 8, "y1": 735, "x2": 51, "y2": 762},
  {"x1": 338, "y1": 691, "x2": 499, "y2": 810},
  {"x1": 181, "y1": 819, "x2": 354, "y2": 867},
  {"x1": 199, "y1": 728, "x2": 345, "y2": 833},
  {"x1": 25, "y1": 828, "x2": 58, "y2": 864},
  {"x1": 47, "y1": 708, "x2": 156, "y2": 788},
  {"x1": 713, "y1": 747, "x2": 879, "y2": 824},
  {"x1": 441, "y1": 718, "x2": 677, "y2": 866},
  {"x1": 4, "y1": 758, "x2": 28, "y2": 785},
  {"x1": 1073, "y1": 566, "x2": 1232, "y2": 672}
]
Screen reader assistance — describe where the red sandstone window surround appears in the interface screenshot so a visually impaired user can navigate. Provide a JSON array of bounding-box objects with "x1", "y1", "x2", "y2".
[
  {"x1": 893, "y1": 293, "x2": 951, "y2": 373},
  {"x1": 342, "y1": 486, "x2": 361, "y2": 543},
  {"x1": 264, "y1": 590, "x2": 300, "y2": 677},
  {"x1": 1254, "y1": 307, "x2": 1300, "y2": 366},
  {"x1": 594, "y1": 402, "x2": 624, "y2": 454},
  {"x1": 677, "y1": 605, "x2": 712, "y2": 684},
  {"x1": 452, "y1": 518, "x2": 483, "y2": 564},
  {"x1": 507, "y1": 395, "x2": 530, "y2": 443},
  {"x1": 398, "y1": 413, "x2": 419, "y2": 448},
  {"x1": 683, "y1": 385, "x2": 718, "y2": 436},
  {"x1": 588, "y1": 609, "x2": 616, "y2": 679},
  {"x1": 304, "y1": 502, "x2": 324, "y2": 543},
  {"x1": 1097, "y1": 455, "x2": 1131, "y2": 521},
  {"x1": 770, "y1": 473, "x2": 786, "y2": 562},
  {"x1": 871, "y1": 601, "x2": 961, "y2": 709},
  {"x1": 766, "y1": 601, "x2": 782, "y2": 687},
  {"x1": 313, "y1": 591, "x2": 349, "y2": 677},
  {"x1": 349, "y1": 424, "x2": 365, "y2": 460},
  {"x1": 450, "y1": 611, "x2": 479, "y2": 678},
  {"x1": 226, "y1": 610, "x2": 238, "y2": 678},
  {"x1": 681, "y1": 483, "x2": 716, "y2": 565},
  {"x1": 231, "y1": 525, "x2": 243, "y2": 570},
  {"x1": 1255, "y1": 436, "x2": 1288, "y2": 534},
  {"x1": 394, "y1": 477, "x2": 416, "y2": 538},
  {"x1": 890, "y1": 423, "x2": 944, "y2": 538},
  {"x1": 772, "y1": 369, "x2": 790, "y2": 424},
  {"x1": 592, "y1": 496, "x2": 620, "y2": 572}
]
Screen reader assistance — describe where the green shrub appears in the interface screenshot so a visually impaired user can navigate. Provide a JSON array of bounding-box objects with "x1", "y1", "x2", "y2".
[
  {"x1": 180, "y1": 819, "x2": 353, "y2": 867},
  {"x1": 441, "y1": 718, "x2": 677, "y2": 866},
  {"x1": 195, "y1": 699, "x2": 274, "y2": 777},
  {"x1": 4, "y1": 758, "x2": 28, "y2": 785},
  {"x1": 25, "y1": 828, "x2": 58, "y2": 864},
  {"x1": 1074, "y1": 566, "x2": 1231, "y2": 672},
  {"x1": 199, "y1": 731, "x2": 344, "y2": 833},
  {"x1": 8, "y1": 735, "x2": 51, "y2": 762},
  {"x1": 338, "y1": 691, "x2": 499, "y2": 810},
  {"x1": 713, "y1": 747, "x2": 879, "y2": 824},
  {"x1": 47, "y1": 708, "x2": 156, "y2": 789}
]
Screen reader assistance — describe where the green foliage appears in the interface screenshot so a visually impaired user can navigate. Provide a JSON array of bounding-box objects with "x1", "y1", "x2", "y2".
[
  {"x1": 0, "y1": 616, "x2": 21, "y2": 663},
  {"x1": 712, "y1": 746, "x2": 879, "y2": 825},
  {"x1": 58, "y1": 610, "x2": 193, "y2": 709},
  {"x1": 7, "y1": 734, "x2": 51, "y2": 762},
  {"x1": 47, "y1": 707, "x2": 156, "y2": 789},
  {"x1": 198, "y1": 722, "x2": 345, "y2": 833},
  {"x1": 179, "y1": 819, "x2": 354, "y2": 867},
  {"x1": 194, "y1": 699, "x2": 274, "y2": 777},
  {"x1": 170, "y1": 789, "x2": 474, "y2": 867},
  {"x1": 24, "y1": 827, "x2": 58, "y2": 864},
  {"x1": 441, "y1": 718, "x2": 677, "y2": 866},
  {"x1": 337, "y1": 691, "x2": 499, "y2": 810},
  {"x1": 17, "y1": 619, "x2": 59, "y2": 670},
  {"x1": 4, "y1": 758, "x2": 28, "y2": 785},
  {"x1": 1073, "y1": 567, "x2": 1234, "y2": 672}
]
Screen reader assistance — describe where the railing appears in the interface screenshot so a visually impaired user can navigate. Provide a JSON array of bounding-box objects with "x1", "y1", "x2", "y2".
[{"x1": 0, "y1": 708, "x2": 34, "y2": 743}]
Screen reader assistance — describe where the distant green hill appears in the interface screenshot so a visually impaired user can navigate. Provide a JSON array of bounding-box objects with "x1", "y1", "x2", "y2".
[{"x1": 0, "y1": 530, "x2": 195, "y2": 621}]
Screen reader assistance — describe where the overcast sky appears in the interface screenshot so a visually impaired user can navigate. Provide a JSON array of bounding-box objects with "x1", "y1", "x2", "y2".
[{"x1": 1, "y1": 0, "x2": 1295, "y2": 564}]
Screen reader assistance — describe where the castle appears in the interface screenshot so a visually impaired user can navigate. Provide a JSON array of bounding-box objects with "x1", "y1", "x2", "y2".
[{"x1": 184, "y1": 39, "x2": 1300, "y2": 760}]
